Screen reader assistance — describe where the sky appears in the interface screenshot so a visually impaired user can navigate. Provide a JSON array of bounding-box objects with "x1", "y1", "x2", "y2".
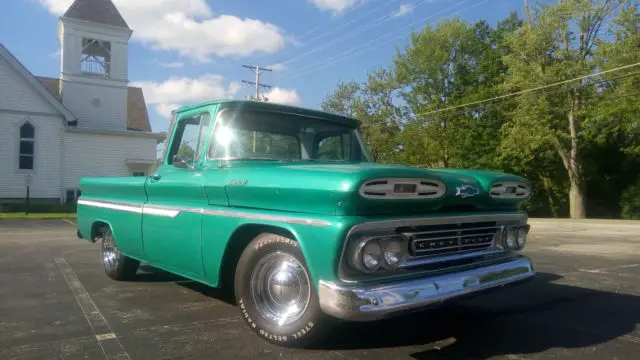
[{"x1": 0, "y1": 0, "x2": 526, "y2": 134}]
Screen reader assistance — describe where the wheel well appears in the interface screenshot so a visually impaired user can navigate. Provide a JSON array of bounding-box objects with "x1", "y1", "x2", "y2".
[
  {"x1": 219, "y1": 224, "x2": 297, "y2": 292},
  {"x1": 90, "y1": 221, "x2": 109, "y2": 242}
]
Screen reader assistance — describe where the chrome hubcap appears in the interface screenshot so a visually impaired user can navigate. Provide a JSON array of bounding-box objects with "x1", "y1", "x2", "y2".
[
  {"x1": 250, "y1": 252, "x2": 311, "y2": 327},
  {"x1": 102, "y1": 229, "x2": 119, "y2": 270}
]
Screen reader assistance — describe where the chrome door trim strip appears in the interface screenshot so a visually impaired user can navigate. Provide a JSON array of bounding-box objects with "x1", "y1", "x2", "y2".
[
  {"x1": 200, "y1": 208, "x2": 332, "y2": 227},
  {"x1": 78, "y1": 199, "x2": 332, "y2": 226},
  {"x1": 77, "y1": 199, "x2": 142, "y2": 214},
  {"x1": 142, "y1": 205, "x2": 181, "y2": 218}
]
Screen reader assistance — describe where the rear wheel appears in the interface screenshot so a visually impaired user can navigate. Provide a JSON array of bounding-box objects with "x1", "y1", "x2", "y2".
[
  {"x1": 99, "y1": 225, "x2": 140, "y2": 281},
  {"x1": 234, "y1": 233, "x2": 334, "y2": 347}
]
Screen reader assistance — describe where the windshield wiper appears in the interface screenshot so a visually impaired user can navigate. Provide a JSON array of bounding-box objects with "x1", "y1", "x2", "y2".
[
  {"x1": 279, "y1": 159, "x2": 320, "y2": 162},
  {"x1": 224, "y1": 157, "x2": 280, "y2": 161},
  {"x1": 280, "y1": 158, "x2": 350, "y2": 163}
]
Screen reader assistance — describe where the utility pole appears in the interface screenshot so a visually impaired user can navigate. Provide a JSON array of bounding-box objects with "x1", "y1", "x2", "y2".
[
  {"x1": 241, "y1": 65, "x2": 272, "y2": 100},
  {"x1": 524, "y1": 0, "x2": 531, "y2": 27},
  {"x1": 241, "y1": 65, "x2": 272, "y2": 152}
]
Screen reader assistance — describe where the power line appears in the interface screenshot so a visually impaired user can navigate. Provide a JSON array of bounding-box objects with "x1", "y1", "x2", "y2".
[
  {"x1": 416, "y1": 62, "x2": 640, "y2": 116},
  {"x1": 279, "y1": 0, "x2": 455, "y2": 66},
  {"x1": 299, "y1": 0, "x2": 404, "y2": 49},
  {"x1": 285, "y1": 1, "x2": 625, "y2": 80},
  {"x1": 254, "y1": 0, "x2": 386, "y2": 64},
  {"x1": 414, "y1": 71, "x2": 640, "y2": 122},
  {"x1": 241, "y1": 65, "x2": 272, "y2": 100},
  {"x1": 282, "y1": 0, "x2": 481, "y2": 80}
]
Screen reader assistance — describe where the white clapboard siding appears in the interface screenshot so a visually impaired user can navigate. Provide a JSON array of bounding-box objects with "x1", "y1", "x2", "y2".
[
  {"x1": 64, "y1": 131, "x2": 157, "y2": 189},
  {"x1": 0, "y1": 56, "x2": 59, "y2": 115},
  {"x1": 61, "y1": 81, "x2": 128, "y2": 131},
  {"x1": 0, "y1": 113, "x2": 64, "y2": 200}
]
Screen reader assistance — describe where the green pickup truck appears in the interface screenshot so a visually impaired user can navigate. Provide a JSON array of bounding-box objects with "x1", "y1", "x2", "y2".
[{"x1": 76, "y1": 99, "x2": 535, "y2": 347}]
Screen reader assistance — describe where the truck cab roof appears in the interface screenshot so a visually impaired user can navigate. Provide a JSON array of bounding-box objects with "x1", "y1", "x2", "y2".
[{"x1": 175, "y1": 99, "x2": 362, "y2": 128}]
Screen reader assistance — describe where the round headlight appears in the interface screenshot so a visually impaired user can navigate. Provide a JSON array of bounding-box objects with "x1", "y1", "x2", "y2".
[
  {"x1": 383, "y1": 239, "x2": 404, "y2": 268},
  {"x1": 361, "y1": 241, "x2": 382, "y2": 271},
  {"x1": 517, "y1": 228, "x2": 527, "y2": 249},
  {"x1": 505, "y1": 228, "x2": 518, "y2": 249}
]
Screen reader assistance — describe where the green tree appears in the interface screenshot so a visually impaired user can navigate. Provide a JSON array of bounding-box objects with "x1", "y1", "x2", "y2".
[
  {"x1": 321, "y1": 0, "x2": 638, "y2": 219},
  {"x1": 321, "y1": 75, "x2": 402, "y2": 163},
  {"x1": 391, "y1": 15, "x2": 524, "y2": 169},
  {"x1": 501, "y1": 0, "x2": 637, "y2": 218},
  {"x1": 177, "y1": 143, "x2": 195, "y2": 160}
]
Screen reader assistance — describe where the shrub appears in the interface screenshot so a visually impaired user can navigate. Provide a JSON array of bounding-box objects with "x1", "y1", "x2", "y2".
[
  {"x1": 620, "y1": 179, "x2": 640, "y2": 220},
  {"x1": 0, "y1": 202, "x2": 76, "y2": 214}
]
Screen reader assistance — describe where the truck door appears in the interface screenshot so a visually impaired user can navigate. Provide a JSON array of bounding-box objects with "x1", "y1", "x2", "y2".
[{"x1": 142, "y1": 110, "x2": 212, "y2": 278}]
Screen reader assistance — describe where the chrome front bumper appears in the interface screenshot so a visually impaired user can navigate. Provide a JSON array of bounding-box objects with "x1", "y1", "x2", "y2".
[{"x1": 318, "y1": 256, "x2": 535, "y2": 321}]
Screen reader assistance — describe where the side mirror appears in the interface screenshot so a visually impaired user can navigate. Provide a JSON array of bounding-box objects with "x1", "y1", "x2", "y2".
[{"x1": 172, "y1": 155, "x2": 194, "y2": 170}]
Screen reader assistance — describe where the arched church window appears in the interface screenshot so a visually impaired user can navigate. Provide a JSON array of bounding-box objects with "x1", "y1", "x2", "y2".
[{"x1": 19, "y1": 122, "x2": 35, "y2": 170}]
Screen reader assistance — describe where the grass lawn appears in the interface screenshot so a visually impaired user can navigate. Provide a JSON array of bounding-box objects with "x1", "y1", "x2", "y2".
[{"x1": 0, "y1": 213, "x2": 77, "y2": 219}]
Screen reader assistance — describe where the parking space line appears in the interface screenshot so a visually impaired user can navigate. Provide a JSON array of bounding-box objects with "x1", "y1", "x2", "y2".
[
  {"x1": 0, "y1": 335, "x2": 95, "y2": 358},
  {"x1": 62, "y1": 219, "x2": 76, "y2": 226},
  {"x1": 576, "y1": 263, "x2": 640, "y2": 278},
  {"x1": 577, "y1": 269, "x2": 638, "y2": 278},
  {"x1": 578, "y1": 263, "x2": 639, "y2": 273},
  {"x1": 55, "y1": 257, "x2": 131, "y2": 360}
]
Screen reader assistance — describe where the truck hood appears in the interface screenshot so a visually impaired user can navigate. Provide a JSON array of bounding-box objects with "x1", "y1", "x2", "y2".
[{"x1": 222, "y1": 161, "x2": 531, "y2": 216}]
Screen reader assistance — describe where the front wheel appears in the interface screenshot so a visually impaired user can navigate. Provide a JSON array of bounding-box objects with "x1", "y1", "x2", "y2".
[
  {"x1": 234, "y1": 233, "x2": 334, "y2": 347},
  {"x1": 99, "y1": 225, "x2": 140, "y2": 281}
]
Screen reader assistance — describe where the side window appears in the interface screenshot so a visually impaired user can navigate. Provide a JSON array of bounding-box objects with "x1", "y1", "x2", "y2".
[
  {"x1": 168, "y1": 113, "x2": 210, "y2": 164},
  {"x1": 19, "y1": 122, "x2": 35, "y2": 170},
  {"x1": 315, "y1": 132, "x2": 351, "y2": 161}
]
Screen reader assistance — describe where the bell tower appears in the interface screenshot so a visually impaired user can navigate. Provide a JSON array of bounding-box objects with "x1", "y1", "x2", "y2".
[{"x1": 58, "y1": 0, "x2": 133, "y2": 131}]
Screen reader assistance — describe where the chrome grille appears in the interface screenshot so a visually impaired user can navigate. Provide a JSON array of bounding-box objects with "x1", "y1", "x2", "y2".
[{"x1": 399, "y1": 221, "x2": 499, "y2": 257}]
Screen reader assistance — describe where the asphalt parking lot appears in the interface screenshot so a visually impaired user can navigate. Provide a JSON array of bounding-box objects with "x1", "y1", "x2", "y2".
[{"x1": 0, "y1": 218, "x2": 639, "y2": 360}]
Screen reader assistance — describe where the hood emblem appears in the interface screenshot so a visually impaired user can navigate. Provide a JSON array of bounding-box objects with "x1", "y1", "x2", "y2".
[{"x1": 455, "y1": 185, "x2": 480, "y2": 198}]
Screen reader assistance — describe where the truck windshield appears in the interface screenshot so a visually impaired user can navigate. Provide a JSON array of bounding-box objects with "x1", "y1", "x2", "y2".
[{"x1": 208, "y1": 108, "x2": 372, "y2": 163}]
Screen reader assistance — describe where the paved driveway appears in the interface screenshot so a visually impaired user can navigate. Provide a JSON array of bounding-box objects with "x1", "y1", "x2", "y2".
[{"x1": 0, "y1": 218, "x2": 639, "y2": 359}]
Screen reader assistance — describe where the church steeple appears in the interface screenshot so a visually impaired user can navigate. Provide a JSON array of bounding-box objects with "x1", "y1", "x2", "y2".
[
  {"x1": 63, "y1": 0, "x2": 130, "y2": 29},
  {"x1": 58, "y1": 0, "x2": 133, "y2": 131}
]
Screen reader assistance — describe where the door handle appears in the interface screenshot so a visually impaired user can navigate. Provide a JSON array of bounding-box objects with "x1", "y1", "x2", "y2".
[{"x1": 150, "y1": 174, "x2": 161, "y2": 181}]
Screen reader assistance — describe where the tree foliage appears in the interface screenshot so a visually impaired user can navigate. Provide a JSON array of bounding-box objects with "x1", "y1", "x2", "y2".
[{"x1": 321, "y1": 0, "x2": 640, "y2": 218}]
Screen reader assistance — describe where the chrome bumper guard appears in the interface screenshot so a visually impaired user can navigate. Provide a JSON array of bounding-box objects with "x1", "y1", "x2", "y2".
[{"x1": 318, "y1": 256, "x2": 535, "y2": 321}]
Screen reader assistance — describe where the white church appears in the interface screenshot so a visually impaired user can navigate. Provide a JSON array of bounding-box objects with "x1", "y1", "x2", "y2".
[{"x1": 0, "y1": 0, "x2": 165, "y2": 205}]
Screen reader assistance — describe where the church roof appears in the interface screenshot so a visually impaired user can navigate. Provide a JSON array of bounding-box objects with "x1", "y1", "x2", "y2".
[
  {"x1": 63, "y1": 0, "x2": 130, "y2": 29},
  {"x1": 36, "y1": 77, "x2": 152, "y2": 132},
  {"x1": 0, "y1": 43, "x2": 76, "y2": 123}
]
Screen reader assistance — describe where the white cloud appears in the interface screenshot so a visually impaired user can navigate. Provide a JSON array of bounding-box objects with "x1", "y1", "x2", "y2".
[
  {"x1": 268, "y1": 63, "x2": 286, "y2": 71},
  {"x1": 392, "y1": 4, "x2": 414, "y2": 18},
  {"x1": 159, "y1": 62, "x2": 185, "y2": 69},
  {"x1": 39, "y1": 0, "x2": 287, "y2": 62},
  {"x1": 310, "y1": 0, "x2": 359, "y2": 14},
  {"x1": 154, "y1": 103, "x2": 182, "y2": 118},
  {"x1": 264, "y1": 88, "x2": 302, "y2": 106},
  {"x1": 131, "y1": 74, "x2": 242, "y2": 118}
]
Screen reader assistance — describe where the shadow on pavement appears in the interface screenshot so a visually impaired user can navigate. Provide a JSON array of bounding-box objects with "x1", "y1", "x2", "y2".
[
  {"x1": 129, "y1": 265, "x2": 639, "y2": 359},
  {"x1": 134, "y1": 263, "x2": 236, "y2": 305},
  {"x1": 309, "y1": 272, "x2": 640, "y2": 359}
]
